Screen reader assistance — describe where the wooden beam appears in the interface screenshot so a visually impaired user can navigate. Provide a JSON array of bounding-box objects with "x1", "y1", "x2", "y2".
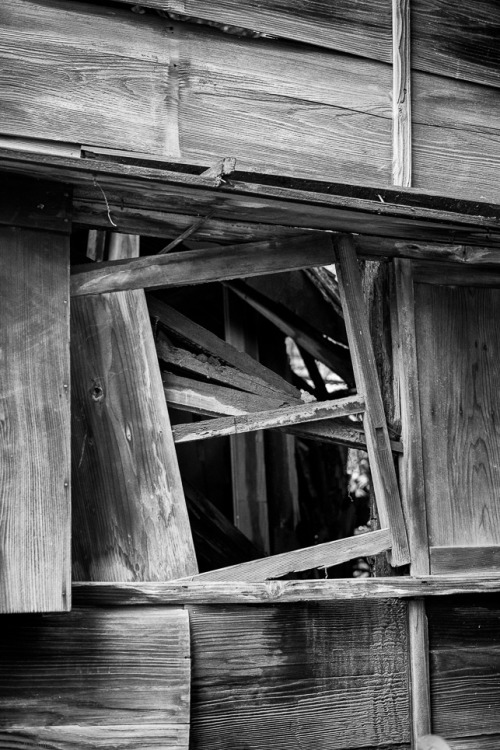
[
  {"x1": 334, "y1": 235, "x2": 410, "y2": 566},
  {"x1": 172, "y1": 395, "x2": 365, "y2": 443},
  {"x1": 412, "y1": 260, "x2": 500, "y2": 286},
  {"x1": 163, "y1": 373, "x2": 288, "y2": 417},
  {"x1": 70, "y1": 235, "x2": 336, "y2": 297},
  {"x1": 73, "y1": 574, "x2": 500, "y2": 606},
  {"x1": 430, "y1": 545, "x2": 500, "y2": 575},
  {"x1": 71, "y1": 237, "x2": 198, "y2": 581},
  {"x1": 148, "y1": 297, "x2": 300, "y2": 401},
  {"x1": 0, "y1": 228, "x2": 71, "y2": 613},
  {"x1": 392, "y1": 0, "x2": 412, "y2": 186},
  {"x1": 181, "y1": 529, "x2": 391, "y2": 581}
]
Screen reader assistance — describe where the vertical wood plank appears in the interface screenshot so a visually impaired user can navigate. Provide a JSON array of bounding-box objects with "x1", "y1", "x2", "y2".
[
  {"x1": 0, "y1": 228, "x2": 70, "y2": 612},
  {"x1": 71, "y1": 235, "x2": 198, "y2": 580},
  {"x1": 392, "y1": 0, "x2": 412, "y2": 186},
  {"x1": 334, "y1": 235, "x2": 410, "y2": 567},
  {"x1": 395, "y1": 260, "x2": 431, "y2": 747},
  {"x1": 224, "y1": 289, "x2": 270, "y2": 554}
]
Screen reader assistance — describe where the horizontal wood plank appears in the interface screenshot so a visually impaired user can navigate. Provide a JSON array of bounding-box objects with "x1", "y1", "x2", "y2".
[
  {"x1": 72, "y1": 576, "x2": 500, "y2": 606},
  {"x1": 70, "y1": 235, "x2": 336, "y2": 296},
  {"x1": 0, "y1": 724, "x2": 188, "y2": 750},
  {"x1": 413, "y1": 261, "x2": 500, "y2": 286},
  {"x1": 180, "y1": 529, "x2": 391, "y2": 581},
  {"x1": 0, "y1": 607, "x2": 190, "y2": 729},
  {"x1": 430, "y1": 546, "x2": 500, "y2": 575}
]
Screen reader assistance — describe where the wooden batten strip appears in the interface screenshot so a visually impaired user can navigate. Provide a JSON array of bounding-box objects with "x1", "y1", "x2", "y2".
[
  {"x1": 172, "y1": 394, "x2": 365, "y2": 443},
  {"x1": 176, "y1": 529, "x2": 391, "y2": 582},
  {"x1": 334, "y1": 235, "x2": 410, "y2": 566},
  {"x1": 73, "y1": 575, "x2": 500, "y2": 606},
  {"x1": 430, "y1": 545, "x2": 500, "y2": 575},
  {"x1": 70, "y1": 235, "x2": 336, "y2": 297},
  {"x1": 392, "y1": 0, "x2": 412, "y2": 186}
]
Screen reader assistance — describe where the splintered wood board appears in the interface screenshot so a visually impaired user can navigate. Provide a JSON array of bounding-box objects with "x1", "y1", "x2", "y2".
[
  {"x1": 428, "y1": 595, "x2": 500, "y2": 745},
  {"x1": 188, "y1": 600, "x2": 410, "y2": 750},
  {"x1": 414, "y1": 283, "x2": 500, "y2": 549},
  {"x1": 0, "y1": 607, "x2": 191, "y2": 750},
  {"x1": 71, "y1": 288, "x2": 198, "y2": 581},
  {"x1": 0, "y1": 228, "x2": 70, "y2": 613}
]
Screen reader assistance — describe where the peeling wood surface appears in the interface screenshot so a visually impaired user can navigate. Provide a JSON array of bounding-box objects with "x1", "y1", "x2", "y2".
[
  {"x1": 71, "y1": 288, "x2": 198, "y2": 581},
  {"x1": 188, "y1": 600, "x2": 409, "y2": 750},
  {"x1": 70, "y1": 235, "x2": 337, "y2": 297},
  {"x1": 72, "y1": 576, "x2": 500, "y2": 606},
  {"x1": 0, "y1": 607, "x2": 190, "y2": 748},
  {"x1": 181, "y1": 529, "x2": 391, "y2": 582},
  {"x1": 429, "y1": 595, "x2": 500, "y2": 742},
  {"x1": 172, "y1": 395, "x2": 364, "y2": 443},
  {"x1": 414, "y1": 283, "x2": 500, "y2": 547},
  {"x1": 0, "y1": 229, "x2": 71, "y2": 613}
]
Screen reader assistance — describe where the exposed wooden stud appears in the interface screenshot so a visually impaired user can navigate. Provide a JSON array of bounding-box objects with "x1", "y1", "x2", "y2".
[
  {"x1": 86, "y1": 228, "x2": 106, "y2": 261},
  {"x1": 178, "y1": 529, "x2": 392, "y2": 582},
  {"x1": 148, "y1": 297, "x2": 301, "y2": 401},
  {"x1": 334, "y1": 234, "x2": 410, "y2": 566},
  {"x1": 224, "y1": 288, "x2": 270, "y2": 554},
  {"x1": 108, "y1": 232, "x2": 140, "y2": 259},
  {"x1": 71, "y1": 234, "x2": 198, "y2": 581},
  {"x1": 70, "y1": 234, "x2": 336, "y2": 297},
  {"x1": 392, "y1": 0, "x2": 412, "y2": 186},
  {"x1": 0, "y1": 228, "x2": 71, "y2": 613},
  {"x1": 73, "y1": 574, "x2": 500, "y2": 606}
]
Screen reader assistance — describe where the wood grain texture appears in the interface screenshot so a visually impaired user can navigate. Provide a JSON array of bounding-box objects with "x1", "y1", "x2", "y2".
[
  {"x1": 163, "y1": 374, "x2": 288, "y2": 417},
  {"x1": 412, "y1": 261, "x2": 500, "y2": 287},
  {"x1": 189, "y1": 600, "x2": 409, "y2": 749},
  {"x1": 73, "y1": 575, "x2": 500, "y2": 606},
  {"x1": 414, "y1": 283, "x2": 500, "y2": 547},
  {"x1": 181, "y1": 529, "x2": 391, "y2": 581},
  {"x1": 0, "y1": 228, "x2": 70, "y2": 613},
  {"x1": 148, "y1": 297, "x2": 300, "y2": 401},
  {"x1": 0, "y1": 607, "x2": 190, "y2": 748},
  {"x1": 70, "y1": 235, "x2": 337, "y2": 297},
  {"x1": 428, "y1": 595, "x2": 500, "y2": 741},
  {"x1": 71, "y1": 288, "x2": 198, "y2": 581},
  {"x1": 408, "y1": 600, "x2": 431, "y2": 743},
  {"x1": 392, "y1": 0, "x2": 412, "y2": 187},
  {"x1": 172, "y1": 395, "x2": 365, "y2": 443},
  {"x1": 3, "y1": 151, "x2": 500, "y2": 248},
  {"x1": 334, "y1": 235, "x2": 409, "y2": 566},
  {"x1": 430, "y1": 545, "x2": 500, "y2": 575}
]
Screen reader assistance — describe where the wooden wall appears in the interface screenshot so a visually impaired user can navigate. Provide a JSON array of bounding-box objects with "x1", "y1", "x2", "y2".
[{"x1": 1, "y1": 0, "x2": 499, "y2": 202}]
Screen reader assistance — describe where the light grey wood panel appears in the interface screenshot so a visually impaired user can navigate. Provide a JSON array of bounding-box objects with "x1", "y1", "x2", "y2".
[
  {"x1": 431, "y1": 545, "x2": 500, "y2": 575},
  {"x1": 414, "y1": 283, "x2": 500, "y2": 547},
  {"x1": 0, "y1": 228, "x2": 70, "y2": 613}
]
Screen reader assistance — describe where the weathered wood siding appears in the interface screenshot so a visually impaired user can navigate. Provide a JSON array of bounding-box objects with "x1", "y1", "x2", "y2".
[
  {"x1": 189, "y1": 600, "x2": 410, "y2": 750},
  {"x1": 428, "y1": 595, "x2": 500, "y2": 748},
  {"x1": 0, "y1": 227, "x2": 71, "y2": 613},
  {"x1": 1, "y1": 0, "x2": 499, "y2": 201}
]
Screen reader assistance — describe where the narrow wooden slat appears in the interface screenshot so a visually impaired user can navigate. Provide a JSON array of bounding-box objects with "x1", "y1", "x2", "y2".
[
  {"x1": 431, "y1": 545, "x2": 500, "y2": 575},
  {"x1": 408, "y1": 600, "x2": 431, "y2": 743},
  {"x1": 180, "y1": 529, "x2": 391, "y2": 582},
  {"x1": 73, "y1": 575, "x2": 500, "y2": 606},
  {"x1": 392, "y1": 0, "x2": 412, "y2": 186},
  {"x1": 149, "y1": 297, "x2": 300, "y2": 401},
  {"x1": 70, "y1": 234, "x2": 336, "y2": 297},
  {"x1": 334, "y1": 235, "x2": 410, "y2": 566},
  {"x1": 0, "y1": 228, "x2": 70, "y2": 613},
  {"x1": 172, "y1": 395, "x2": 365, "y2": 443},
  {"x1": 164, "y1": 374, "x2": 288, "y2": 417},
  {"x1": 0, "y1": 607, "x2": 190, "y2": 749}
]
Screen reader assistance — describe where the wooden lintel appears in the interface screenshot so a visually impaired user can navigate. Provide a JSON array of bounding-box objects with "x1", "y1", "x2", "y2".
[
  {"x1": 180, "y1": 529, "x2": 391, "y2": 582},
  {"x1": 70, "y1": 235, "x2": 336, "y2": 297},
  {"x1": 172, "y1": 395, "x2": 365, "y2": 443},
  {"x1": 73, "y1": 574, "x2": 500, "y2": 606}
]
